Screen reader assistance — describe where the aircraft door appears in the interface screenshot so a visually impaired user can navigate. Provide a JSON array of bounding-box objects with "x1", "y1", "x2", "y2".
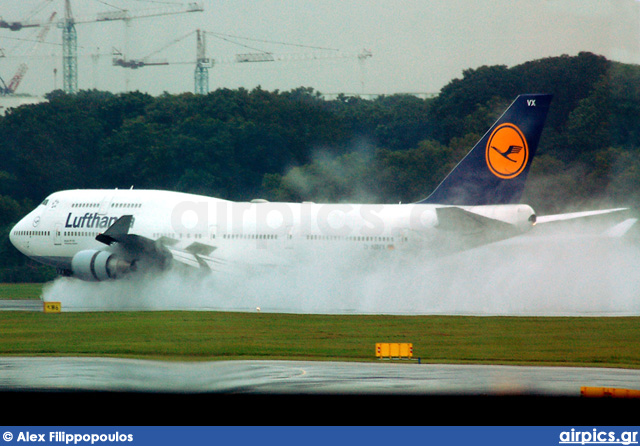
[
  {"x1": 284, "y1": 225, "x2": 294, "y2": 249},
  {"x1": 98, "y1": 193, "x2": 113, "y2": 215},
  {"x1": 392, "y1": 228, "x2": 408, "y2": 247},
  {"x1": 54, "y1": 223, "x2": 62, "y2": 246}
]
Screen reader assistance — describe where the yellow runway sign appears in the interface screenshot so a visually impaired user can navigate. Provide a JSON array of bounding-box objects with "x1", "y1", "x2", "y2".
[
  {"x1": 43, "y1": 302, "x2": 61, "y2": 313},
  {"x1": 375, "y1": 343, "x2": 413, "y2": 359}
]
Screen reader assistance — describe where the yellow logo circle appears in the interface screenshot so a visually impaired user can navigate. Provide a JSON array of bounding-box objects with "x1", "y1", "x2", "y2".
[{"x1": 485, "y1": 123, "x2": 529, "y2": 179}]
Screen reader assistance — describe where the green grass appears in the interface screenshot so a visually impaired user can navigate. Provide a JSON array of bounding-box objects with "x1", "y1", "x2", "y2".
[
  {"x1": 1, "y1": 283, "x2": 639, "y2": 368},
  {"x1": 0, "y1": 310, "x2": 639, "y2": 368},
  {"x1": 0, "y1": 283, "x2": 43, "y2": 300}
]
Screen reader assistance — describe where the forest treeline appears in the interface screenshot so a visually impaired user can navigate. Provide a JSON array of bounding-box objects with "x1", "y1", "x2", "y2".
[{"x1": 1, "y1": 51, "x2": 640, "y2": 281}]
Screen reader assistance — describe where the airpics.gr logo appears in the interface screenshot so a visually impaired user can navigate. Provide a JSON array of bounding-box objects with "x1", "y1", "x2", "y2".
[{"x1": 485, "y1": 123, "x2": 529, "y2": 179}]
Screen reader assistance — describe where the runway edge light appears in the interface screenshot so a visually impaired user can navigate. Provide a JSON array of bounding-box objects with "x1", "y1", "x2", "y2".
[{"x1": 43, "y1": 302, "x2": 61, "y2": 313}]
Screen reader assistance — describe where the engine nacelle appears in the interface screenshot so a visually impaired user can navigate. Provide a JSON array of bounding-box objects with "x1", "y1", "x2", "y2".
[
  {"x1": 71, "y1": 250, "x2": 133, "y2": 282},
  {"x1": 510, "y1": 204, "x2": 537, "y2": 233}
]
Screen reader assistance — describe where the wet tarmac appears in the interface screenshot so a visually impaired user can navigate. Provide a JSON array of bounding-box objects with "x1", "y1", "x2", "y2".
[
  {"x1": 2, "y1": 300, "x2": 639, "y2": 425},
  {"x1": 0, "y1": 299, "x2": 43, "y2": 311},
  {"x1": 1, "y1": 357, "x2": 639, "y2": 395},
  {"x1": 1, "y1": 357, "x2": 639, "y2": 425}
]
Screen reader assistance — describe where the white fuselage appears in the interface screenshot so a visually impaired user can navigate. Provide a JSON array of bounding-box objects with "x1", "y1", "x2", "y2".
[{"x1": 10, "y1": 189, "x2": 536, "y2": 274}]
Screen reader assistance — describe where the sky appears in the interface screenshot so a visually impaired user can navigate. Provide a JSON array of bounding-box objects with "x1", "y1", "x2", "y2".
[{"x1": 1, "y1": 0, "x2": 639, "y2": 97}]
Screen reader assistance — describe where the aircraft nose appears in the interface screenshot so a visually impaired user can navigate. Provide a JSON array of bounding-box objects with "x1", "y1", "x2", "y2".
[
  {"x1": 9, "y1": 221, "x2": 19, "y2": 248},
  {"x1": 9, "y1": 218, "x2": 28, "y2": 255}
]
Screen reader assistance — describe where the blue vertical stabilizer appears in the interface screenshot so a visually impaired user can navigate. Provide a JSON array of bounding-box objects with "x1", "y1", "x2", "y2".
[{"x1": 418, "y1": 94, "x2": 552, "y2": 205}]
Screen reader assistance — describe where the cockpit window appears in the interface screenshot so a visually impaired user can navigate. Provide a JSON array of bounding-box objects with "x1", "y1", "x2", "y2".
[{"x1": 41, "y1": 199, "x2": 49, "y2": 206}]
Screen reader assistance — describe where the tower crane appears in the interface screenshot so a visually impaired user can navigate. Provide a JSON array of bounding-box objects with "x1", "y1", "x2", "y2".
[
  {"x1": 0, "y1": 11, "x2": 57, "y2": 95},
  {"x1": 112, "y1": 29, "x2": 373, "y2": 95},
  {"x1": 62, "y1": 1, "x2": 204, "y2": 93},
  {"x1": 194, "y1": 29, "x2": 210, "y2": 95},
  {"x1": 1, "y1": 2, "x2": 204, "y2": 93},
  {"x1": 111, "y1": 48, "x2": 169, "y2": 69},
  {"x1": 199, "y1": 31, "x2": 372, "y2": 95},
  {"x1": 0, "y1": 0, "x2": 54, "y2": 31},
  {"x1": 1, "y1": 3, "x2": 204, "y2": 30},
  {"x1": 61, "y1": 0, "x2": 76, "y2": 93}
]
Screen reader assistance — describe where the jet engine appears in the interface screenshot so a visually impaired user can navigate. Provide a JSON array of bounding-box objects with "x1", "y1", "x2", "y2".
[
  {"x1": 71, "y1": 250, "x2": 134, "y2": 282},
  {"x1": 514, "y1": 204, "x2": 537, "y2": 233}
]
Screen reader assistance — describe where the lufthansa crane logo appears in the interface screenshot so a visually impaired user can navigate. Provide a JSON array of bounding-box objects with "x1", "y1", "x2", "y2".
[{"x1": 485, "y1": 123, "x2": 529, "y2": 179}]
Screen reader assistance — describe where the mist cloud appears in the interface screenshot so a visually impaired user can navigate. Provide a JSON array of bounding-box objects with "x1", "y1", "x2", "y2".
[{"x1": 42, "y1": 223, "x2": 640, "y2": 316}]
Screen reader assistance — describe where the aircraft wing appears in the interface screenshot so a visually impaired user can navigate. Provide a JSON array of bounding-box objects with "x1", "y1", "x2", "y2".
[
  {"x1": 96, "y1": 215, "x2": 172, "y2": 270},
  {"x1": 161, "y1": 236, "x2": 288, "y2": 272},
  {"x1": 162, "y1": 241, "x2": 224, "y2": 270},
  {"x1": 96, "y1": 216, "x2": 287, "y2": 274},
  {"x1": 96, "y1": 215, "x2": 225, "y2": 271}
]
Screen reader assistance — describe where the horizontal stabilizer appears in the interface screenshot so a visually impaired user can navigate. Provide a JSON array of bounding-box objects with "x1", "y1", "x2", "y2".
[
  {"x1": 535, "y1": 208, "x2": 630, "y2": 224},
  {"x1": 605, "y1": 218, "x2": 638, "y2": 237},
  {"x1": 436, "y1": 206, "x2": 513, "y2": 234},
  {"x1": 534, "y1": 208, "x2": 637, "y2": 238}
]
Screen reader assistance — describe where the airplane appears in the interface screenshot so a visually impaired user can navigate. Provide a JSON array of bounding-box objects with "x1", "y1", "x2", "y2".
[{"x1": 9, "y1": 94, "x2": 634, "y2": 282}]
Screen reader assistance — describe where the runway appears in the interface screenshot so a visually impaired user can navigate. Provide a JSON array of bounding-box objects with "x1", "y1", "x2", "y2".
[
  {"x1": 2, "y1": 357, "x2": 639, "y2": 425},
  {"x1": 1, "y1": 357, "x2": 639, "y2": 396},
  {"x1": 1, "y1": 300, "x2": 639, "y2": 397},
  {"x1": 1, "y1": 299, "x2": 639, "y2": 424},
  {"x1": 0, "y1": 299, "x2": 43, "y2": 311}
]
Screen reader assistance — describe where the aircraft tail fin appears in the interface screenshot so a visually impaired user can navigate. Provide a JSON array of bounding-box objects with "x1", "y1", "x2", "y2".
[{"x1": 418, "y1": 94, "x2": 552, "y2": 206}]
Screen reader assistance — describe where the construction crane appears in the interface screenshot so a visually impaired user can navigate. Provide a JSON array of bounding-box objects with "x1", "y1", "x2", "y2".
[
  {"x1": 62, "y1": 1, "x2": 204, "y2": 93},
  {"x1": 61, "y1": 0, "x2": 76, "y2": 93},
  {"x1": 194, "y1": 29, "x2": 210, "y2": 95},
  {"x1": 0, "y1": 0, "x2": 53, "y2": 31},
  {"x1": 1, "y1": 2, "x2": 204, "y2": 93},
  {"x1": 112, "y1": 29, "x2": 373, "y2": 95},
  {"x1": 0, "y1": 11, "x2": 57, "y2": 95},
  {"x1": 111, "y1": 48, "x2": 169, "y2": 69},
  {"x1": 112, "y1": 29, "x2": 211, "y2": 93},
  {"x1": 200, "y1": 31, "x2": 372, "y2": 95},
  {"x1": 1, "y1": 2, "x2": 204, "y2": 30}
]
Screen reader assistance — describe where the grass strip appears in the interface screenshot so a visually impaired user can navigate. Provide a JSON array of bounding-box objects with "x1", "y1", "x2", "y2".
[
  {"x1": 0, "y1": 283, "x2": 43, "y2": 300},
  {"x1": 0, "y1": 311, "x2": 639, "y2": 368}
]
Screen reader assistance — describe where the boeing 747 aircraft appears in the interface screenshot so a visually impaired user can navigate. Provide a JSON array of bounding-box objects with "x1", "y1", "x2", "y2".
[{"x1": 9, "y1": 94, "x2": 632, "y2": 282}]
